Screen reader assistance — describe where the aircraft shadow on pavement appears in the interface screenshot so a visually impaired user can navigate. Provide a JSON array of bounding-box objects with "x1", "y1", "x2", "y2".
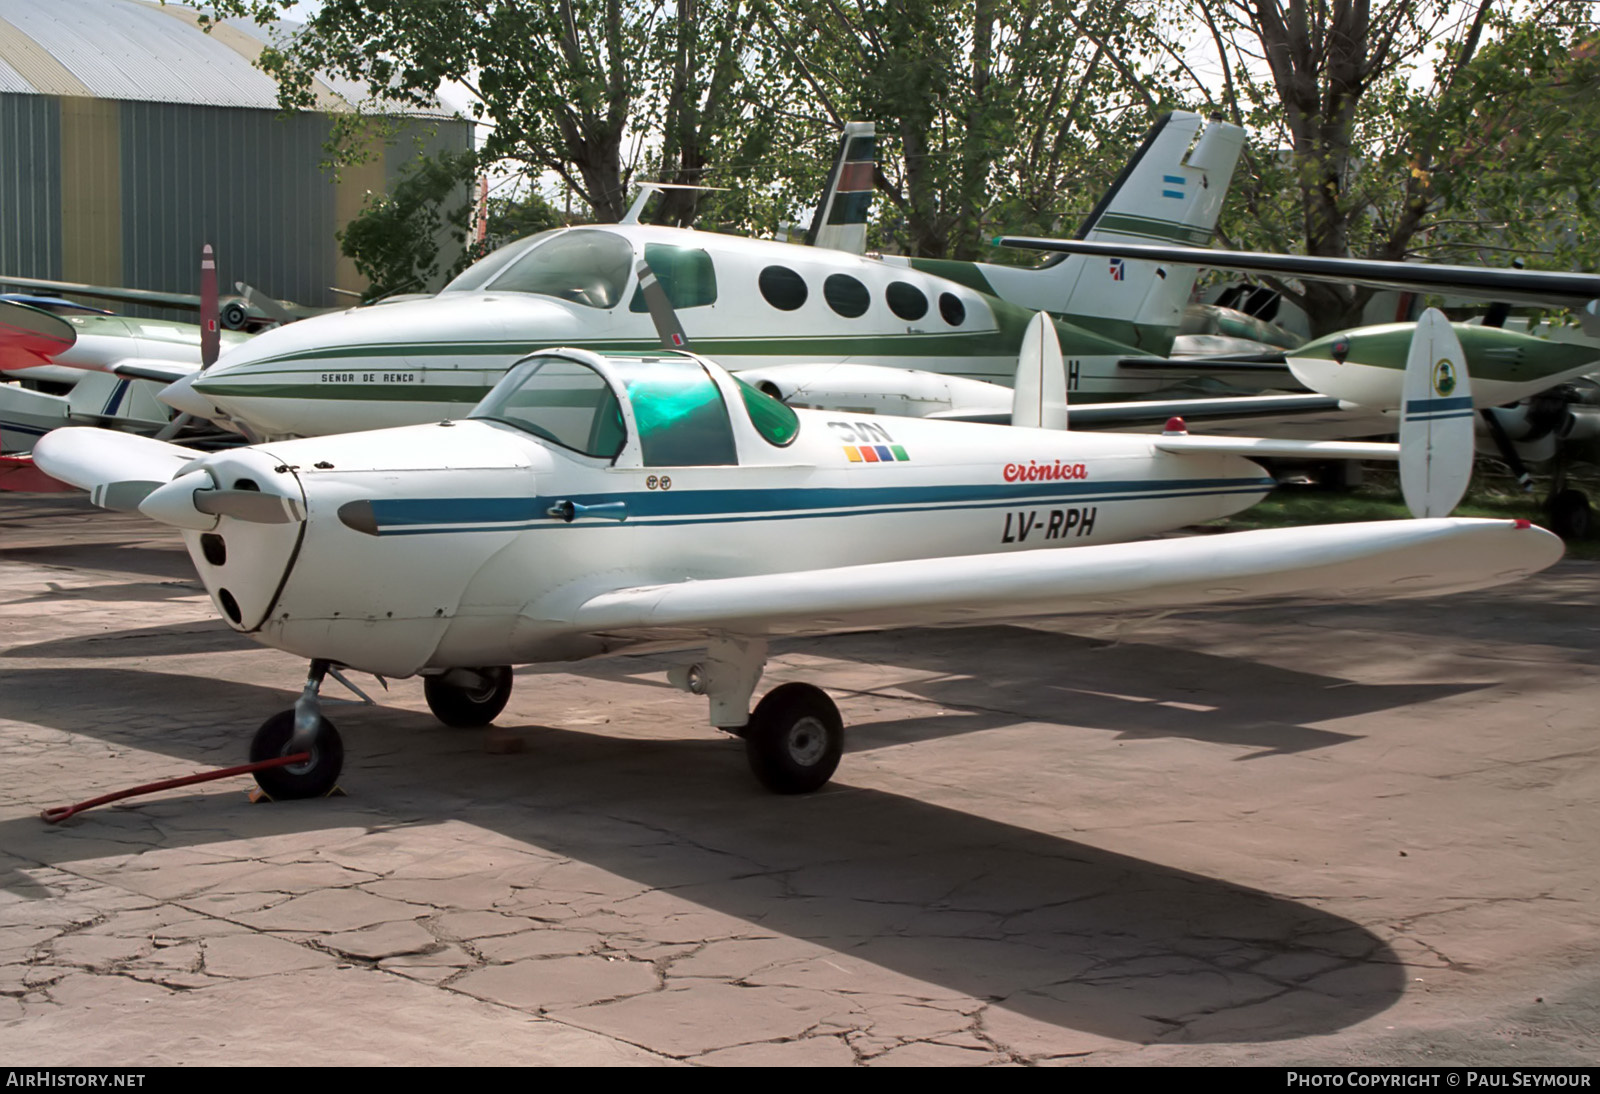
[
  {"x1": 1193, "y1": 588, "x2": 1600, "y2": 664},
  {"x1": 2, "y1": 620, "x2": 259, "y2": 659},
  {"x1": 0, "y1": 666, "x2": 1404, "y2": 1044},
  {"x1": 0, "y1": 541, "x2": 198, "y2": 584},
  {"x1": 561, "y1": 625, "x2": 1490, "y2": 758}
]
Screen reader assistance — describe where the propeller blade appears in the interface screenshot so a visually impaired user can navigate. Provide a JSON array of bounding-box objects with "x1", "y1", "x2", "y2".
[
  {"x1": 200, "y1": 244, "x2": 220, "y2": 369},
  {"x1": 193, "y1": 488, "x2": 305, "y2": 524},
  {"x1": 635, "y1": 260, "x2": 688, "y2": 350}
]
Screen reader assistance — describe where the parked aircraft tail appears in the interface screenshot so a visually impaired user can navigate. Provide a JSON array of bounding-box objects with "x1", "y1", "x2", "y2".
[
  {"x1": 805, "y1": 122, "x2": 876, "y2": 255},
  {"x1": 973, "y1": 112, "x2": 1246, "y2": 352}
]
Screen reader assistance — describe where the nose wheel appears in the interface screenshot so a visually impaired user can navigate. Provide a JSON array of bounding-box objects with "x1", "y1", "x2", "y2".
[
  {"x1": 250, "y1": 659, "x2": 345, "y2": 800},
  {"x1": 742, "y1": 683, "x2": 843, "y2": 795},
  {"x1": 250, "y1": 710, "x2": 344, "y2": 800}
]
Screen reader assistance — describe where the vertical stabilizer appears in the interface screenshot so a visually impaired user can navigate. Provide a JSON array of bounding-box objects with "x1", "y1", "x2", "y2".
[
  {"x1": 806, "y1": 122, "x2": 876, "y2": 255},
  {"x1": 1011, "y1": 312, "x2": 1068, "y2": 429},
  {"x1": 1400, "y1": 308, "x2": 1474, "y2": 518},
  {"x1": 974, "y1": 112, "x2": 1247, "y2": 352}
]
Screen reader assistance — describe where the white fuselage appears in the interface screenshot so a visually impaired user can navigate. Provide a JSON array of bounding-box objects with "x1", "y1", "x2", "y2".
[
  {"x1": 170, "y1": 368, "x2": 1274, "y2": 679},
  {"x1": 170, "y1": 226, "x2": 1224, "y2": 440}
]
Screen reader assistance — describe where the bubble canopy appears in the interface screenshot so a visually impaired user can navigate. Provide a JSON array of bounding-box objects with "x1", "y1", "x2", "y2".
[{"x1": 472, "y1": 351, "x2": 801, "y2": 466}]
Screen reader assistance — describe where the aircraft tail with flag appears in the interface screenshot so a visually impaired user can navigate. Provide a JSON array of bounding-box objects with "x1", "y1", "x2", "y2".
[
  {"x1": 805, "y1": 122, "x2": 876, "y2": 255},
  {"x1": 948, "y1": 111, "x2": 1246, "y2": 354}
]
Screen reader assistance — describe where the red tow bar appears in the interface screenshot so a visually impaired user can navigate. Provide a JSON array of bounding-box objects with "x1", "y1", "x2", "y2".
[{"x1": 40, "y1": 753, "x2": 312, "y2": 824}]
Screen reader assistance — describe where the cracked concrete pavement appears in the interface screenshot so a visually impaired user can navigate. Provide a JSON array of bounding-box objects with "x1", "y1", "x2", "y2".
[{"x1": 1, "y1": 495, "x2": 1597, "y2": 1065}]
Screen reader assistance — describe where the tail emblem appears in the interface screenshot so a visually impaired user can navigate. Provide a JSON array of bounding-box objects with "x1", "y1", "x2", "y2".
[
  {"x1": 1108, "y1": 258, "x2": 1125, "y2": 281},
  {"x1": 1162, "y1": 174, "x2": 1186, "y2": 200}
]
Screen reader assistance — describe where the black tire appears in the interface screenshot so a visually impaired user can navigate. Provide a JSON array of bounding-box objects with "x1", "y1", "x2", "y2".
[
  {"x1": 1547, "y1": 489, "x2": 1592, "y2": 541},
  {"x1": 424, "y1": 666, "x2": 514, "y2": 727},
  {"x1": 250, "y1": 710, "x2": 344, "y2": 800},
  {"x1": 744, "y1": 683, "x2": 843, "y2": 795}
]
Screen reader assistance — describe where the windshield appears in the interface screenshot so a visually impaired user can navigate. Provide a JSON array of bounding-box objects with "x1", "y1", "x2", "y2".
[
  {"x1": 471, "y1": 356, "x2": 625, "y2": 458},
  {"x1": 441, "y1": 230, "x2": 562, "y2": 293},
  {"x1": 478, "y1": 229, "x2": 635, "y2": 308}
]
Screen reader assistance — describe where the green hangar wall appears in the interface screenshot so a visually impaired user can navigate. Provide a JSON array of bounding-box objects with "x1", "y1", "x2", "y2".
[{"x1": 0, "y1": 0, "x2": 473, "y2": 310}]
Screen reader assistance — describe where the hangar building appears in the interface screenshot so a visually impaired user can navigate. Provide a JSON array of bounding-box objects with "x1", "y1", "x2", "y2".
[{"x1": 0, "y1": 0, "x2": 473, "y2": 310}]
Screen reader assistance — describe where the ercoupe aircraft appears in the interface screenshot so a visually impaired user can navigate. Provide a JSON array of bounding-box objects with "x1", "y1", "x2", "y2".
[
  {"x1": 153, "y1": 111, "x2": 1269, "y2": 440},
  {"x1": 34, "y1": 300, "x2": 1562, "y2": 799}
]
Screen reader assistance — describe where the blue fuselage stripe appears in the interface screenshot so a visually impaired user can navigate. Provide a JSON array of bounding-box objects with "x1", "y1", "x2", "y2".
[{"x1": 364, "y1": 476, "x2": 1276, "y2": 536}]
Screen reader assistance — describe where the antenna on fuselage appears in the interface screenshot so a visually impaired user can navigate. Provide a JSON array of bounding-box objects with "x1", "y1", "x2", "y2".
[
  {"x1": 636, "y1": 260, "x2": 689, "y2": 350},
  {"x1": 619, "y1": 182, "x2": 730, "y2": 226}
]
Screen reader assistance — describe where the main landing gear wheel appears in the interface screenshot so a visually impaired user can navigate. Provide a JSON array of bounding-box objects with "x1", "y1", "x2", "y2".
[
  {"x1": 250, "y1": 711, "x2": 344, "y2": 800},
  {"x1": 424, "y1": 666, "x2": 514, "y2": 727},
  {"x1": 743, "y1": 683, "x2": 843, "y2": 795},
  {"x1": 1546, "y1": 489, "x2": 1592, "y2": 541}
]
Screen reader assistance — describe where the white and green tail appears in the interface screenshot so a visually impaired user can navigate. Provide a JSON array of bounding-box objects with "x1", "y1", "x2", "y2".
[{"x1": 976, "y1": 112, "x2": 1246, "y2": 350}]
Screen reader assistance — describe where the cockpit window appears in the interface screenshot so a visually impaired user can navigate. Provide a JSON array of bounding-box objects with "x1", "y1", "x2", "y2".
[
  {"x1": 613, "y1": 357, "x2": 737, "y2": 467},
  {"x1": 471, "y1": 357, "x2": 625, "y2": 458},
  {"x1": 733, "y1": 377, "x2": 800, "y2": 447},
  {"x1": 480, "y1": 229, "x2": 635, "y2": 308},
  {"x1": 440, "y1": 230, "x2": 561, "y2": 293},
  {"x1": 628, "y1": 243, "x2": 718, "y2": 311}
]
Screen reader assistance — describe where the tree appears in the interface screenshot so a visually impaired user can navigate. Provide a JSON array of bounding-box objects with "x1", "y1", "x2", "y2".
[
  {"x1": 338, "y1": 150, "x2": 477, "y2": 300},
  {"x1": 757, "y1": 0, "x2": 1178, "y2": 259},
  {"x1": 200, "y1": 0, "x2": 770, "y2": 226},
  {"x1": 1176, "y1": 0, "x2": 1600, "y2": 335}
]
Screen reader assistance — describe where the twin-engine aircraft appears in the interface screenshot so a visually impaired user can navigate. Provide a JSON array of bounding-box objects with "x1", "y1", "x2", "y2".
[
  {"x1": 152, "y1": 112, "x2": 1268, "y2": 440},
  {"x1": 34, "y1": 305, "x2": 1562, "y2": 799}
]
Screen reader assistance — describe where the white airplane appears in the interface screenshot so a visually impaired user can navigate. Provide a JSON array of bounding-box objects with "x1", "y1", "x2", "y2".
[
  {"x1": 33, "y1": 303, "x2": 1562, "y2": 799},
  {"x1": 997, "y1": 236, "x2": 1600, "y2": 534},
  {"x1": 0, "y1": 247, "x2": 250, "y2": 453},
  {"x1": 154, "y1": 111, "x2": 1272, "y2": 440}
]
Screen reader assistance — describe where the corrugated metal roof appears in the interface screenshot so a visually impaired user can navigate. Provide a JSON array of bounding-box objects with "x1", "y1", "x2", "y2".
[{"x1": 0, "y1": 0, "x2": 455, "y2": 116}]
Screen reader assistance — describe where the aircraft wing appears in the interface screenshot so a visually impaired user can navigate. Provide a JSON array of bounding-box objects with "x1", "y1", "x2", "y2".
[
  {"x1": 572, "y1": 518, "x2": 1559, "y2": 641},
  {"x1": 32, "y1": 428, "x2": 202, "y2": 511},
  {"x1": 996, "y1": 237, "x2": 1600, "y2": 310},
  {"x1": 104, "y1": 358, "x2": 196, "y2": 385},
  {"x1": 0, "y1": 274, "x2": 209, "y2": 313}
]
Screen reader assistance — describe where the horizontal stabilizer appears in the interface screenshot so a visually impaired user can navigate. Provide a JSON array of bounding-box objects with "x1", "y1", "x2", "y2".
[
  {"x1": 573, "y1": 519, "x2": 1561, "y2": 640},
  {"x1": 997, "y1": 237, "x2": 1600, "y2": 310},
  {"x1": 1118, "y1": 353, "x2": 1287, "y2": 370},
  {"x1": 108, "y1": 359, "x2": 196, "y2": 385},
  {"x1": 1154, "y1": 435, "x2": 1398, "y2": 461},
  {"x1": 33, "y1": 428, "x2": 199, "y2": 510},
  {"x1": 928, "y1": 393, "x2": 1340, "y2": 427}
]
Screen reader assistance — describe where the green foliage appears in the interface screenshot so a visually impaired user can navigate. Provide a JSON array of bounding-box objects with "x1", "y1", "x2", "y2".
[
  {"x1": 338, "y1": 150, "x2": 477, "y2": 300},
  {"x1": 1179, "y1": 0, "x2": 1600, "y2": 334}
]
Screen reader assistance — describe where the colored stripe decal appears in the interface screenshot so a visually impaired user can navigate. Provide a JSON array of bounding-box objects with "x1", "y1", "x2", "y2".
[
  {"x1": 361, "y1": 476, "x2": 1276, "y2": 536},
  {"x1": 1404, "y1": 396, "x2": 1474, "y2": 414}
]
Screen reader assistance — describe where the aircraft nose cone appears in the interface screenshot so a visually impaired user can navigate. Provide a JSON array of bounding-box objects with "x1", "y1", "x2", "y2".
[{"x1": 157, "y1": 371, "x2": 213, "y2": 418}]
